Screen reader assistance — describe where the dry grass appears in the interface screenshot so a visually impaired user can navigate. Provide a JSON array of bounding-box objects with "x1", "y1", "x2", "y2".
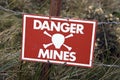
[{"x1": 0, "y1": 0, "x2": 120, "y2": 80}]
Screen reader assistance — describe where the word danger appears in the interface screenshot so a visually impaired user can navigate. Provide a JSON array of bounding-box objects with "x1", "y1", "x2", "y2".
[
  {"x1": 38, "y1": 49, "x2": 76, "y2": 61},
  {"x1": 33, "y1": 20, "x2": 84, "y2": 34}
]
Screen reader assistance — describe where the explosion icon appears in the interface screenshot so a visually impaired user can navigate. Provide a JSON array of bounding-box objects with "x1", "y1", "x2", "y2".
[{"x1": 43, "y1": 31, "x2": 73, "y2": 51}]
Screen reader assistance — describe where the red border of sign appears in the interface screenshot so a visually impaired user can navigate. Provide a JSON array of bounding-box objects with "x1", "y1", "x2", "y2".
[{"x1": 21, "y1": 14, "x2": 97, "y2": 67}]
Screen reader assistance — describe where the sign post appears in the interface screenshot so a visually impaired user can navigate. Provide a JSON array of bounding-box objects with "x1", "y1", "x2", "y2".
[{"x1": 41, "y1": 0, "x2": 62, "y2": 80}]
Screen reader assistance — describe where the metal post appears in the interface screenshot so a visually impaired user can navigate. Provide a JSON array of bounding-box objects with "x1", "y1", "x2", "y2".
[
  {"x1": 49, "y1": 0, "x2": 62, "y2": 16},
  {"x1": 40, "y1": 0, "x2": 62, "y2": 80}
]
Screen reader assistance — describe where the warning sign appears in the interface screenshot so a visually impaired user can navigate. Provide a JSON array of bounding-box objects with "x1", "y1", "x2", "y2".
[{"x1": 21, "y1": 14, "x2": 97, "y2": 67}]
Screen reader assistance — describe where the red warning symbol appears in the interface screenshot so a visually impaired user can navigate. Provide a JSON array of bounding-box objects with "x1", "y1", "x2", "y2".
[{"x1": 21, "y1": 14, "x2": 97, "y2": 67}]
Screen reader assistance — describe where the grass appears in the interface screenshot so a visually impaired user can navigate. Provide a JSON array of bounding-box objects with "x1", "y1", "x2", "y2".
[{"x1": 0, "y1": 0, "x2": 120, "y2": 80}]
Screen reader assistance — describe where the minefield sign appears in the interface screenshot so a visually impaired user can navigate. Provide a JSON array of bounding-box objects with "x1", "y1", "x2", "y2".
[{"x1": 21, "y1": 14, "x2": 97, "y2": 67}]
